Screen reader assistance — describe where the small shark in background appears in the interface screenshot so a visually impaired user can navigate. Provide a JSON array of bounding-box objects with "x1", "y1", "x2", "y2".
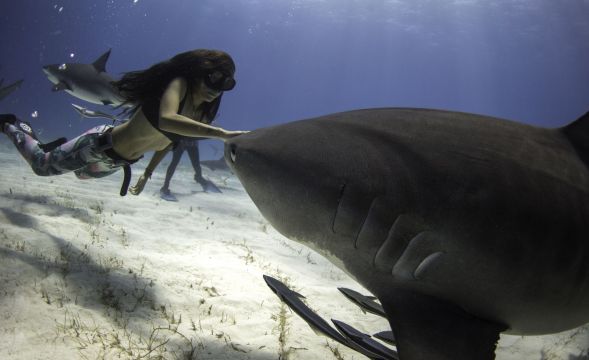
[
  {"x1": 226, "y1": 108, "x2": 589, "y2": 360},
  {"x1": 71, "y1": 103, "x2": 123, "y2": 123},
  {"x1": 201, "y1": 156, "x2": 231, "y2": 172},
  {"x1": 42, "y1": 49, "x2": 125, "y2": 107},
  {"x1": 0, "y1": 78, "x2": 24, "y2": 101}
]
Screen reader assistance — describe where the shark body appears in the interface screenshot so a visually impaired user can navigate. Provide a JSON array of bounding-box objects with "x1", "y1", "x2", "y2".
[
  {"x1": 42, "y1": 49, "x2": 125, "y2": 107},
  {"x1": 225, "y1": 108, "x2": 589, "y2": 359}
]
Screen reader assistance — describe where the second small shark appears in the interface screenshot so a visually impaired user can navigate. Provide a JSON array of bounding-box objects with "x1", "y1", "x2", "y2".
[
  {"x1": 71, "y1": 103, "x2": 123, "y2": 123},
  {"x1": 42, "y1": 49, "x2": 125, "y2": 107}
]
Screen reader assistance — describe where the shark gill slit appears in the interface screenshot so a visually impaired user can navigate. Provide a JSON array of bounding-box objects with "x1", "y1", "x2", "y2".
[
  {"x1": 372, "y1": 214, "x2": 422, "y2": 274},
  {"x1": 331, "y1": 183, "x2": 347, "y2": 234},
  {"x1": 354, "y1": 197, "x2": 378, "y2": 249}
]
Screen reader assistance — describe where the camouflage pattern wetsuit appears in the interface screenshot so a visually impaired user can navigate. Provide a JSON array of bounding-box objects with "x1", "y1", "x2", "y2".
[{"x1": 3, "y1": 122, "x2": 128, "y2": 179}]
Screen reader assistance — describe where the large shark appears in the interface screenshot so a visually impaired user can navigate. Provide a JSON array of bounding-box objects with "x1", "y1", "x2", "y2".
[
  {"x1": 0, "y1": 78, "x2": 23, "y2": 101},
  {"x1": 42, "y1": 49, "x2": 125, "y2": 107},
  {"x1": 224, "y1": 108, "x2": 589, "y2": 360}
]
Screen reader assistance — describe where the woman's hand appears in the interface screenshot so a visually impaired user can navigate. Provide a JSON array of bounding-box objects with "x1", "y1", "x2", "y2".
[
  {"x1": 129, "y1": 174, "x2": 149, "y2": 195},
  {"x1": 223, "y1": 130, "x2": 250, "y2": 140}
]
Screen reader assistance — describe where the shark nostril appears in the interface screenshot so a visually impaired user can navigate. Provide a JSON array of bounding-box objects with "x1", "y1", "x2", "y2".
[{"x1": 230, "y1": 144, "x2": 237, "y2": 163}]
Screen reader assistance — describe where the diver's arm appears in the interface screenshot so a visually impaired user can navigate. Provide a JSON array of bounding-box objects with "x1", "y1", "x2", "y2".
[
  {"x1": 129, "y1": 145, "x2": 173, "y2": 196},
  {"x1": 158, "y1": 78, "x2": 245, "y2": 140}
]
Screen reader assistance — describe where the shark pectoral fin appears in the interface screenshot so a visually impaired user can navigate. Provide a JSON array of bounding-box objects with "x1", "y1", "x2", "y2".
[
  {"x1": 52, "y1": 81, "x2": 71, "y2": 92},
  {"x1": 380, "y1": 290, "x2": 506, "y2": 360}
]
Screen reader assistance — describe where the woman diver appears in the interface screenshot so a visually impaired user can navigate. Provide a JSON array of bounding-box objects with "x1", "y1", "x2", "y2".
[{"x1": 0, "y1": 49, "x2": 245, "y2": 196}]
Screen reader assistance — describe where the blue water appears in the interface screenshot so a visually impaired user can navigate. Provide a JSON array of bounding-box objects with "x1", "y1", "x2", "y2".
[{"x1": 1, "y1": 0, "x2": 588, "y2": 159}]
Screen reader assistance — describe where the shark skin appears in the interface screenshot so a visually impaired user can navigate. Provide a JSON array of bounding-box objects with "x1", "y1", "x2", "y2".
[
  {"x1": 42, "y1": 49, "x2": 125, "y2": 107},
  {"x1": 0, "y1": 79, "x2": 23, "y2": 101},
  {"x1": 225, "y1": 108, "x2": 589, "y2": 360}
]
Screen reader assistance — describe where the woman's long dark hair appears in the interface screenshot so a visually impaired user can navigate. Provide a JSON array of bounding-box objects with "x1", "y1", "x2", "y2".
[{"x1": 113, "y1": 49, "x2": 235, "y2": 122}]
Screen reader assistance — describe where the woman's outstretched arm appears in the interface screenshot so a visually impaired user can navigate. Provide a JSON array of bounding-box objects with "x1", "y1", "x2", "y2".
[{"x1": 158, "y1": 78, "x2": 247, "y2": 140}]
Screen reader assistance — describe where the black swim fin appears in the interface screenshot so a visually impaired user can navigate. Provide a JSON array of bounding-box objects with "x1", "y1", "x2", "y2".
[
  {"x1": 39, "y1": 137, "x2": 67, "y2": 152},
  {"x1": 1, "y1": 114, "x2": 67, "y2": 152},
  {"x1": 0, "y1": 113, "x2": 17, "y2": 132}
]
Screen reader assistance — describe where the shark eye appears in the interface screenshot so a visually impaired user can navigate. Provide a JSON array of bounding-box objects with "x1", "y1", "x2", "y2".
[{"x1": 230, "y1": 144, "x2": 237, "y2": 163}]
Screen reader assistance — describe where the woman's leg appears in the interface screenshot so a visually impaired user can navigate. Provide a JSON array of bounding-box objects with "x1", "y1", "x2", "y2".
[
  {"x1": 186, "y1": 141, "x2": 204, "y2": 182},
  {"x1": 3, "y1": 122, "x2": 113, "y2": 177},
  {"x1": 161, "y1": 143, "x2": 185, "y2": 190}
]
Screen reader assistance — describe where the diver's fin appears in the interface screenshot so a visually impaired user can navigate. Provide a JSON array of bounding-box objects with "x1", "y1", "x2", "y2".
[
  {"x1": 0, "y1": 113, "x2": 17, "y2": 132},
  {"x1": 373, "y1": 331, "x2": 396, "y2": 346},
  {"x1": 52, "y1": 81, "x2": 71, "y2": 92},
  {"x1": 338, "y1": 287, "x2": 386, "y2": 317},
  {"x1": 561, "y1": 111, "x2": 589, "y2": 167},
  {"x1": 39, "y1": 137, "x2": 67, "y2": 152},
  {"x1": 379, "y1": 290, "x2": 506, "y2": 360},
  {"x1": 5, "y1": 117, "x2": 61, "y2": 153},
  {"x1": 331, "y1": 319, "x2": 398, "y2": 360},
  {"x1": 92, "y1": 49, "x2": 111, "y2": 73}
]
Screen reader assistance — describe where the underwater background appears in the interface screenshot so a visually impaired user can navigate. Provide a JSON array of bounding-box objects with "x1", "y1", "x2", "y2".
[
  {"x1": 1, "y1": 0, "x2": 588, "y2": 158},
  {"x1": 0, "y1": 1, "x2": 589, "y2": 359}
]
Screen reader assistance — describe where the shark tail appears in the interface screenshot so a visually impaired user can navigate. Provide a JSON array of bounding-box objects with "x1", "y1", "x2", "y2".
[{"x1": 561, "y1": 111, "x2": 589, "y2": 166}]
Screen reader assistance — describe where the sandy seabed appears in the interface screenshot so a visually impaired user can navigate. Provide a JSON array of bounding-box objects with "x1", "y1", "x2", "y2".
[{"x1": 0, "y1": 137, "x2": 587, "y2": 360}]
